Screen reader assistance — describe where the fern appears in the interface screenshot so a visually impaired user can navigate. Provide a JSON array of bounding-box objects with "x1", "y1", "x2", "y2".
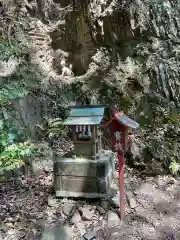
[
  {"x1": 169, "y1": 160, "x2": 180, "y2": 176},
  {"x1": 36, "y1": 117, "x2": 68, "y2": 141}
]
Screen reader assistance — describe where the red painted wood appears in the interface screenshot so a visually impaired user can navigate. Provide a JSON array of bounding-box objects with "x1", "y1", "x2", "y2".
[
  {"x1": 102, "y1": 111, "x2": 130, "y2": 220},
  {"x1": 107, "y1": 120, "x2": 126, "y2": 220},
  {"x1": 109, "y1": 122, "x2": 125, "y2": 150},
  {"x1": 117, "y1": 150, "x2": 125, "y2": 220}
]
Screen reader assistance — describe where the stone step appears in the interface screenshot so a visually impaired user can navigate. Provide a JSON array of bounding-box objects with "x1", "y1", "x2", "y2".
[
  {"x1": 29, "y1": 36, "x2": 45, "y2": 41},
  {"x1": 28, "y1": 32, "x2": 46, "y2": 37},
  {"x1": 35, "y1": 42, "x2": 46, "y2": 45}
]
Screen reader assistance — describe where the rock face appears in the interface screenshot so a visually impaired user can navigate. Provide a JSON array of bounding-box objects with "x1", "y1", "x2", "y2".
[
  {"x1": 47, "y1": 0, "x2": 180, "y2": 171},
  {"x1": 48, "y1": 0, "x2": 180, "y2": 116}
]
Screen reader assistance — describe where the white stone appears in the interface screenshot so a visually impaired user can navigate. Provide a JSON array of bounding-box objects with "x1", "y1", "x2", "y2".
[{"x1": 107, "y1": 211, "x2": 122, "y2": 227}]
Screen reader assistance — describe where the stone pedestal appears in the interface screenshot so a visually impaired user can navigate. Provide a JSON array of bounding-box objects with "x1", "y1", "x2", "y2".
[{"x1": 54, "y1": 150, "x2": 115, "y2": 198}]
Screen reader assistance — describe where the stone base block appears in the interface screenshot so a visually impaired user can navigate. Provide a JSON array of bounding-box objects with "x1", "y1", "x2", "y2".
[
  {"x1": 55, "y1": 189, "x2": 116, "y2": 198},
  {"x1": 54, "y1": 150, "x2": 115, "y2": 198}
]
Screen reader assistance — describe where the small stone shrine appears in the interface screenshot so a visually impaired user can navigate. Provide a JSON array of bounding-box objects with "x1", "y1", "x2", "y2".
[{"x1": 54, "y1": 105, "x2": 115, "y2": 198}]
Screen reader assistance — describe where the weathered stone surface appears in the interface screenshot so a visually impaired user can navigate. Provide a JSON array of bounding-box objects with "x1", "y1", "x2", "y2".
[
  {"x1": 71, "y1": 212, "x2": 81, "y2": 224},
  {"x1": 63, "y1": 203, "x2": 74, "y2": 216},
  {"x1": 73, "y1": 141, "x2": 98, "y2": 158},
  {"x1": 96, "y1": 206, "x2": 106, "y2": 215},
  {"x1": 54, "y1": 159, "x2": 97, "y2": 177},
  {"x1": 108, "y1": 191, "x2": 120, "y2": 208},
  {"x1": 54, "y1": 153, "x2": 114, "y2": 177},
  {"x1": 55, "y1": 152, "x2": 115, "y2": 197},
  {"x1": 47, "y1": 195, "x2": 58, "y2": 208},
  {"x1": 42, "y1": 225, "x2": 72, "y2": 240},
  {"x1": 98, "y1": 178, "x2": 109, "y2": 194},
  {"x1": 83, "y1": 231, "x2": 96, "y2": 240},
  {"x1": 80, "y1": 207, "x2": 93, "y2": 221},
  {"x1": 56, "y1": 176, "x2": 98, "y2": 193},
  {"x1": 107, "y1": 211, "x2": 122, "y2": 228},
  {"x1": 76, "y1": 221, "x2": 86, "y2": 236},
  {"x1": 126, "y1": 194, "x2": 137, "y2": 209},
  {"x1": 100, "y1": 200, "x2": 110, "y2": 211}
]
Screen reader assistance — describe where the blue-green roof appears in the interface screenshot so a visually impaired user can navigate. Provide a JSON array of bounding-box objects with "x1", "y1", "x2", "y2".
[
  {"x1": 63, "y1": 105, "x2": 106, "y2": 125},
  {"x1": 70, "y1": 107, "x2": 104, "y2": 117}
]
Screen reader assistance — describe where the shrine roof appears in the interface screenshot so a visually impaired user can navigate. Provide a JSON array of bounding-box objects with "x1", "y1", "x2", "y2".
[
  {"x1": 63, "y1": 105, "x2": 107, "y2": 125},
  {"x1": 115, "y1": 113, "x2": 139, "y2": 129}
]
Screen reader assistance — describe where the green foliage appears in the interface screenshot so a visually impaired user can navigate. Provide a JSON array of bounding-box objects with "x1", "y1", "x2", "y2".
[
  {"x1": 0, "y1": 142, "x2": 33, "y2": 174},
  {"x1": 169, "y1": 159, "x2": 180, "y2": 176},
  {"x1": 0, "y1": 36, "x2": 37, "y2": 106},
  {"x1": 0, "y1": 37, "x2": 29, "y2": 61},
  {"x1": 0, "y1": 38, "x2": 18, "y2": 61},
  {"x1": 163, "y1": 109, "x2": 179, "y2": 125},
  {"x1": 0, "y1": 82, "x2": 29, "y2": 105},
  {"x1": 0, "y1": 119, "x2": 33, "y2": 175},
  {"x1": 36, "y1": 118, "x2": 69, "y2": 142},
  {"x1": 31, "y1": 142, "x2": 50, "y2": 158}
]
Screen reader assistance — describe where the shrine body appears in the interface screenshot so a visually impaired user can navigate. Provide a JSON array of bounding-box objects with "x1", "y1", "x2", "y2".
[
  {"x1": 54, "y1": 105, "x2": 115, "y2": 198},
  {"x1": 54, "y1": 104, "x2": 139, "y2": 208}
]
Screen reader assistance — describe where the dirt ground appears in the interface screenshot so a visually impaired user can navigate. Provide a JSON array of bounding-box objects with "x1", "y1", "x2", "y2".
[{"x1": 0, "y1": 161, "x2": 180, "y2": 240}]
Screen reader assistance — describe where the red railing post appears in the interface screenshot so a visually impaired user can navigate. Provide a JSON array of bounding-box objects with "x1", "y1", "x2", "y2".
[{"x1": 117, "y1": 150, "x2": 125, "y2": 220}]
